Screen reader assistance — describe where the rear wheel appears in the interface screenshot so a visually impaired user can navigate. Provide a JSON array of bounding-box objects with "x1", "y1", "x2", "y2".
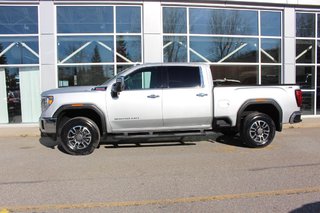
[
  {"x1": 241, "y1": 112, "x2": 275, "y2": 148},
  {"x1": 60, "y1": 117, "x2": 100, "y2": 155}
]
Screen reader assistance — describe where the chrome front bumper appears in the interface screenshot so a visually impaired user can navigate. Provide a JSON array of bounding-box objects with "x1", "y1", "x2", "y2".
[{"x1": 39, "y1": 117, "x2": 57, "y2": 134}]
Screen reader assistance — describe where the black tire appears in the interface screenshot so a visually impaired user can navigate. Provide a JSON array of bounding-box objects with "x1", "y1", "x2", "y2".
[
  {"x1": 240, "y1": 112, "x2": 275, "y2": 148},
  {"x1": 60, "y1": 117, "x2": 100, "y2": 155}
]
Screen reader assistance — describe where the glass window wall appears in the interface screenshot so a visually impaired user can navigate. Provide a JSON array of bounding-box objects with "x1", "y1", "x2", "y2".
[
  {"x1": 0, "y1": 6, "x2": 40, "y2": 124},
  {"x1": 57, "y1": 5, "x2": 142, "y2": 87},
  {"x1": 261, "y1": 66, "x2": 281, "y2": 85},
  {"x1": 0, "y1": 6, "x2": 38, "y2": 34},
  {"x1": 163, "y1": 36, "x2": 187, "y2": 62},
  {"x1": 189, "y1": 8, "x2": 258, "y2": 35},
  {"x1": 296, "y1": 13, "x2": 315, "y2": 37},
  {"x1": 57, "y1": 6, "x2": 113, "y2": 33},
  {"x1": 190, "y1": 37, "x2": 258, "y2": 63},
  {"x1": 116, "y1": 6, "x2": 141, "y2": 33},
  {"x1": 163, "y1": 7, "x2": 187, "y2": 34},
  {"x1": 163, "y1": 7, "x2": 282, "y2": 85},
  {"x1": 58, "y1": 65, "x2": 114, "y2": 87},
  {"x1": 261, "y1": 11, "x2": 281, "y2": 36},
  {"x1": 296, "y1": 12, "x2": 320, "y2": 115},
  {"x1": 0, "y1": 37, "x2": 39, "y2": 65}
]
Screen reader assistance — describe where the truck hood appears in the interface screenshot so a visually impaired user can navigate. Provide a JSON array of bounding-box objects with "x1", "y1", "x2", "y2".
[{"x1": 41, "y1": 86, "x2": 95, "y2": 96}]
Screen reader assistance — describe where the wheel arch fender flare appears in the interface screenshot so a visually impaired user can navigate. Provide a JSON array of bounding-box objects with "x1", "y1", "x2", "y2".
[
  {"x1": 236, "y1": 99, "x2": 283, "y2": 131},
  {"x1": 53, "y1": 104, "x2": 107, "y2": 136}
]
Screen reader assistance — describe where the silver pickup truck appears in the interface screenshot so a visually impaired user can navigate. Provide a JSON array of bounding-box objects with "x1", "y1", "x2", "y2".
[{"x1": 39, "y1": 63, "x2": 302, "y2": 155}]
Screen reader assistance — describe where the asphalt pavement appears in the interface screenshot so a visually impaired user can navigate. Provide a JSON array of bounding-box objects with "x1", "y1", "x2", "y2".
[{"x1": 0, "y1": 126, "x2": 320, "y2": 212}]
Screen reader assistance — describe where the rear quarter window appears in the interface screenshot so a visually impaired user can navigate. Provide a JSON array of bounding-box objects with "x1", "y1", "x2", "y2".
[{"x1": 167, "y1": 66, "x2": 201, "y2": 88}]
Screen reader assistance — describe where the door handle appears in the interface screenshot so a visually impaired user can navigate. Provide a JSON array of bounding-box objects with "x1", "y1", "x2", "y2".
[
  {"x1": 147, "y1": 94, "x2": 160, "y2": 98},
  {"x1": 196, "y1": 93, "x2": 208, "y2": 97}
]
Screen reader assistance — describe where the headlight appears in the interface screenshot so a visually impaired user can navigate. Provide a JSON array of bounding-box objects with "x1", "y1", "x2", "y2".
[{"x1": 41, "y1": 96, "x2": 54, "y2": 112}]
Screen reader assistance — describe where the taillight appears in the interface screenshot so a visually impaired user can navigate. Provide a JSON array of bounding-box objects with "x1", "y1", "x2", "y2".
[{"x1": 295, "y1": 89, "x2": 303, "y2": 107}]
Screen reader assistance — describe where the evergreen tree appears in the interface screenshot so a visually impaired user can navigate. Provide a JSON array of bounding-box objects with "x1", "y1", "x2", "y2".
[
  {"x1": 77, "y1": 45, "x2": 105, "y2": 85},
  {"x1": 116, "y1": 36, "x2": 130, "y2": 62}
]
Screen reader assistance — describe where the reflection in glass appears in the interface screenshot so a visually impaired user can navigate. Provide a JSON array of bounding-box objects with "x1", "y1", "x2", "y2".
[
  {"x1": 261, "y1": 66, "x2": 281, "y2": 85},
  {"x1": 58, "y1": 65, "x2": 114, "y2": 87},
  {"x1": 57, "y1": 6, "x2": 113, "y2": 33},
  {"x1": 0, "y1": 37, "x2": 39, "y2": 64},
  {"x1": 190, "y1": 37, "x2": 258, "y2": 63},
  {"x1": 296, "y1": 40, "x2": 315, "y2": 63},
  {"x1": 261, "y1": 11, "x2": 281, "y2": 36},
  {"x1": 124, "y1": 67, "x2": 162, "y2": 90},
  {"x1": 189, "y1": 8, "x2": 258, "y2": 35},
  {"x1": 57, "y1": 36, "x2": 114, "y2": 63},
  {"x1": 5, "y1": 68, "x2": 21, "y2": 123},
  {"x1": 301, "y1": 92, "x2": 314, "y2": 115},
  {"x1": 296, "y1": 13, "x2": 315, "y2": 37},
  {"x1": 317, "y1": 41, "x2": 320, "y2": 63},
  {"x1": 210, "y1": 65, "x2": 258, "y2": 85},
  {"x1": 0, "y1": 6, "x2": 38, "y2": 34},
  {"x1": 261, "y1": 39, "x2": 281, "y2": 63},
  {"x1": 117, "y1": 65, "x2": 133, "y2": 74},
  {"x1": 163, "y1": 7, "x2": 187, "y2": 34},
  {"x1": 116, "y1": 6, "x2": 141, "y2": 33},
  {"x1": 318, "y1": 15, "x2": 320, "y2": 38},
  {"x1": 116, "y1": 36, "x2": 141, "y2": 63},
  {"x1": 318, "y1": 67, "x2": 320, "y2": 115},
  {"x1": 163, "y1": 36, "x2": 187, "y2": 62},
  {"x1": 296, "y1": 66, "x2": 315, "y2": 89}
]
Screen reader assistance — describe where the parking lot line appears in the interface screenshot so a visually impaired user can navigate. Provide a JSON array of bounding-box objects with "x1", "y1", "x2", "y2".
[{"x1": 2, "y1": 186, "x2": 320, "y2": 212}]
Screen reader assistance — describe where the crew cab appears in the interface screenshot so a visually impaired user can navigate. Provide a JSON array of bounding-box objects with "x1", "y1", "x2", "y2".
[{"x1": 39, "y1": 63, "x2": 302, "y2": 155}]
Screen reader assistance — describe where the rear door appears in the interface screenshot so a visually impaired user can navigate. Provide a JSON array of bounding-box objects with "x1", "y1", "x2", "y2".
[
  {"x1": 107, "y1": 66, "x2": 164, "y2": 132},
  {"x1": 162, "y1": 66, "x2": 212, "y2": 129}
]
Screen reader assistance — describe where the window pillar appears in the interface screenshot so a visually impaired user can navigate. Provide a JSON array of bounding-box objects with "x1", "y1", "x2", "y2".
[
  {"x1": 143, "y1": 1, "x2": 162, "y2": 63},
  {"x1": 283, "y1": 7, "x2": 296, "y2": 84},
  {"x1": 39, "y1": 1, "x2": 57, "y2": 92}
]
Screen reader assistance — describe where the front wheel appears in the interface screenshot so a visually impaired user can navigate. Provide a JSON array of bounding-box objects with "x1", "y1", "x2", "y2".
[
  {"x1": 241, "y1": 113, "x2": 275, "y2": 148},
  {"x1": 60, "y1": 117, "x2": 100, "y2": 155}
]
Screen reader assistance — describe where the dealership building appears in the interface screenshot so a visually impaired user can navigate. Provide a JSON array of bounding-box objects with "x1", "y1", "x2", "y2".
[{"x1": 0, "y1": 0, "x2": 319, "y2": 124}]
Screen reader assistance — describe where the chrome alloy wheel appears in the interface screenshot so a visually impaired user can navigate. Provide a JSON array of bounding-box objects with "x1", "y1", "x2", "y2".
[
  {"x1": 249, "y1": 120, "x2": 270, "y2": 145},
  {"x1": 67, "y1": 125, "x2": 92, "y2": 150}
]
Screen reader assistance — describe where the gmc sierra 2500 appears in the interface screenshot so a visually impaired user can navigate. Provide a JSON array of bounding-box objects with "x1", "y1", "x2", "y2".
[{"x1": 40, "y1": 63, "x2": 302, "y2": 155}]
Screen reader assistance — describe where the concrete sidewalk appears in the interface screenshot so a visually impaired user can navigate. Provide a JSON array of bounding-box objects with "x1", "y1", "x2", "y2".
[{"x1": 0, "y1": 118, "x2": 319, "y2": 138}]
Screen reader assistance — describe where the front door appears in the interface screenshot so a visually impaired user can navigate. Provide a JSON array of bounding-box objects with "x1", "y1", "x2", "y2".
[{"x1": 107, "y1": 66, "x2": 164, "y2": 132}]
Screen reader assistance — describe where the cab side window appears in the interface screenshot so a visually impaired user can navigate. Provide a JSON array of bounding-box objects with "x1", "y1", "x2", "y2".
[
  {"x1": 124, "y1": 67, "x2": 163, "y2": 90},
  {"x1": 166, "y1": 66, "x2": 201, "y2": 88}
]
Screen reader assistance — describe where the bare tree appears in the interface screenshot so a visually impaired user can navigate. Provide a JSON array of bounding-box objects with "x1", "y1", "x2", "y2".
[{"x1": 0, "y1": 43, "x2": 8, "y2": 64}]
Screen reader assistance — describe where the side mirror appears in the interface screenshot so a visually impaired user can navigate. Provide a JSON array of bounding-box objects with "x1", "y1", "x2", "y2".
[{"x1": 111, "y1": 76, "x2": 125, "y2": 98}]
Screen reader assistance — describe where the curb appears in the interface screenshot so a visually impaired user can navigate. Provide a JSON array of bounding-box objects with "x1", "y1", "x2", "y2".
[
  {"x1": 0, "y1": 118, "x2": 319, "y2": 138},
  {"x1": 0, "y1": 124, "x2": 40, "y2": 138},
  {"x1": 283, "y1": 117, "x2": 320, "y2": 129}
]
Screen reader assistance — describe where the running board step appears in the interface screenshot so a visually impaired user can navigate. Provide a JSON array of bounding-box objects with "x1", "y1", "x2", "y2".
[{"x1": 111, "y1": 131, "x2": 215, "y2": 139}]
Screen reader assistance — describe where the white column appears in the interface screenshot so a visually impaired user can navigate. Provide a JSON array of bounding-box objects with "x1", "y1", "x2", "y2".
[
  {"x1": 143, "y1": 1, "x2": 162, "y2": 63},
  {"x1": 0, "y1": 68, "x2": 8, "y2": 123},
  {"x1": 20, "y1": 67, "x2": 41, "y2": 123},
  {"x1": 39, "y1": 1, "x2": 57, "y2": 92},
  {"x1": 283, "y1": 7, "x2": 296, "y2": 84}
]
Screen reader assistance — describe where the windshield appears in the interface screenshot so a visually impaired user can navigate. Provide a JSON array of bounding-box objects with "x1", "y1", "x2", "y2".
[{"x1": 100, "y1": 67, "x2": 133, "y2": 85}]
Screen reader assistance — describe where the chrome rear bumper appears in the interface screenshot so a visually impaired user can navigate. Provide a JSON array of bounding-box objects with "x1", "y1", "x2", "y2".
[{"x1": 289, "y1": 111, "x2": 302, "y2": 124}]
